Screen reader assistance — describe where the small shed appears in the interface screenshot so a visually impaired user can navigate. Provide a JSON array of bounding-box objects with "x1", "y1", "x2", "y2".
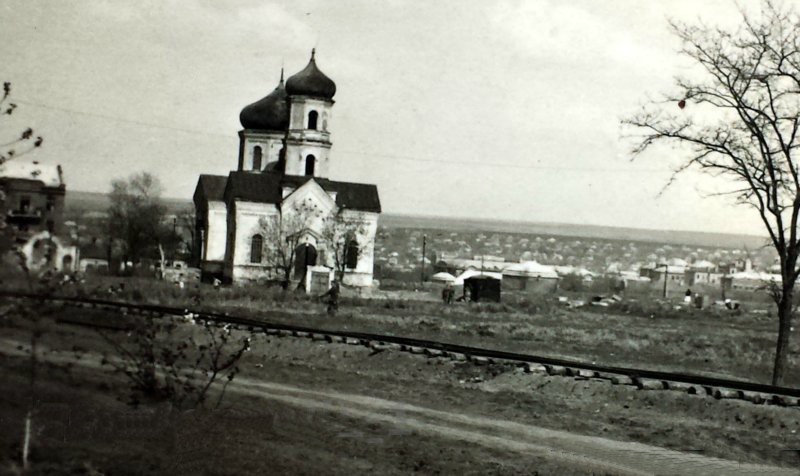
[
  {"x1": 502, "y1": 261, "x2": 559, "y2": 294},
  {"x1": 463, "y1": 275, "x2": 501, "y2": 303}
]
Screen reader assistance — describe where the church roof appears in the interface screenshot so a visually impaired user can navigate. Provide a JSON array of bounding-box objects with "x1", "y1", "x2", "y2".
[
  {"x1": 223, "y1": 171, "x2": 380, "y2": 213},
  {"x1": 193, "y1": 174, "x2": 228, "y2": 205},
  {"x1": 239, "y1": 72, "x2": 290, "y2": 131},
  {"x1": 285, "y1": 49, "x2": 336, "y2": 100}
]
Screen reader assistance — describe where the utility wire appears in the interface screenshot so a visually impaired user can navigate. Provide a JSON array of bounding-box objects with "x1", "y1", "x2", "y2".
[
  {"x1": 18, "y1": 98, "x2": 670, "y2": 173},
  {"x1": 16, "y1": 99, "x2": 233, "y2": 139}
]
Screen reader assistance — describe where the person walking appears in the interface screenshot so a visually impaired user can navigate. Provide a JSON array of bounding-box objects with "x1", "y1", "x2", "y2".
[{"x1": 320, "y1": 280, "x2": 340, "y2": 315}]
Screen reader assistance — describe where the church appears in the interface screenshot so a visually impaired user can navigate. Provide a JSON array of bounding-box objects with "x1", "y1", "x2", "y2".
[{"x1": 193, "y1": 50, "x2": 381, "y2": 289}]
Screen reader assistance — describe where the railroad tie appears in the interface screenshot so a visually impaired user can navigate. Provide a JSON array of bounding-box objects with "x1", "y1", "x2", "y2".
[
  {"x1": 636, "y1": 378, "x2": 667, "y2": 390},
  {"x1": 545, "y1": 365, "x2": 569, "y2": 376},
  {"x1": 610, "y1": 375, "x2": 634, "y2": 386}
]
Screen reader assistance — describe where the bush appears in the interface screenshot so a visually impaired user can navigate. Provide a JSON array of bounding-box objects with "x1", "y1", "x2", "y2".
[{"x1": 97, "y1": 314, "x2": 252, "y2": 409}]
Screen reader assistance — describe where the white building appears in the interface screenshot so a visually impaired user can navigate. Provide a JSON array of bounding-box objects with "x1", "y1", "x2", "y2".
[{"x1": 193, "y1": 51, "x2": 381, "y2": 288}]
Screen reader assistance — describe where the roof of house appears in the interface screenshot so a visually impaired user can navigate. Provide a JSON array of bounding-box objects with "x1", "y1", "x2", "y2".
[
  {"x1": 690, "y1": 260, "x2": 717, "y2": 270},
  {"x1": 220, "y1": 171, "x2": 381, "y2": 213},
  {"x1": 454, "y1": 270, "x2": 503, "y2": 285},
  {"x1": 728, "y1": 271, "x2": 782, "y2": 282},
  {"x1": 502, "y1": 261, "x2": 559, "y2": 279},
  {"x1": 440, "y1": 257, "x2": 509, "y2": 272},
  {"x1": 0, "y1": 160, "x2": 64, "y2": 188}
]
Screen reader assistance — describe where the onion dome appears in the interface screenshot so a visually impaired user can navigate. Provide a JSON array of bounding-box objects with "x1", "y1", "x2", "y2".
[
  {"x1": 285, "y1": 49, "x2": 336, "y2": 100},
  {"x1": 239, "y1": 71, "x2": 289, "y2": 130}
]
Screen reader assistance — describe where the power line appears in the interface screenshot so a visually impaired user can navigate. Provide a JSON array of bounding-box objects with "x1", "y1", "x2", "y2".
[
  {"x1": 336, "y1": 148, "x2": 667, "y2": 173},
  {"x1": 16, "y1": 99, "x2": 234, "y2": 139},
  {"x1": 17, "y1": 98, "x2": 670, "y2": 174}
]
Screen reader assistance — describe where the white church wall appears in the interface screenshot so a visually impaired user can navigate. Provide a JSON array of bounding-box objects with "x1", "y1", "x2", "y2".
[
  {"x1": 205, "y1": 200, "x2": 227, "y2": 262},
  {"x1": 341, "y1": 210, "x2": 378, "y2": 287},
  {"x1": 241, "y1": 131, "x2": 284, "y2": 171},
  {"x1": 230, "y1": 200, "x2": 280, "y2": 283},
  {"x1": 281, "y1": 180, "x2": 337, "y2": 235},
  {"x1": 285, "y1": 96, "x2": 333, "y2": 178},
  {"x1": 288, "y1": 97, "x2": 332, "y2": 132},
  {"x1": 283, "y1": 142, "x2": 331, "y2": 177}
]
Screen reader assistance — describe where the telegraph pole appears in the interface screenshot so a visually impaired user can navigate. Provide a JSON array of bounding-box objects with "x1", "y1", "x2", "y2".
[{"x1": 421, "y1": 234, "x2": 427, "y2": 283}]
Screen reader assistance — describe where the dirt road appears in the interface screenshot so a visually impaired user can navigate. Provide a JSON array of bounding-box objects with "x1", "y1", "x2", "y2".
[
  {"x1": 3, "y1": 337, "x2": 797, "y2": 475},
  {"x1": 231, "y1": 378, "x2": 797, "y2": 476}
]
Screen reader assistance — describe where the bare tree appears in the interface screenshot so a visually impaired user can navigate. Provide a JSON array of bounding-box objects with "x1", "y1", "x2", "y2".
[
  {"x1": 321, "y1": 208, "x2": 368, "y2": 283},
  {"x1": 623, "y1": 1, "x2": 800, "y2": 385},
  {"x1": 175, "y1": 205, "x2": 196, "y2": 262},
  {"x1": 0, "y1": 82, "x2": 43, "y2": 256},
  {"x1": 98, "y1": 314, "x2": 251, "y2": 409},
  {"x1": 0, "y1": 81, "x2": 44, "y2": 471},
  {"x1": 256, "y1": 200, "x2": 322, "y2": 288},
  {"x1": 0, "y1": 82, "x2": 43, "y2": 167}
]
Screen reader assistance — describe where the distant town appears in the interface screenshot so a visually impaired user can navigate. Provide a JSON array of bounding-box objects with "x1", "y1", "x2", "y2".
[{"x1": 19, "y1": 186, "x2": 774, "y2": 300}]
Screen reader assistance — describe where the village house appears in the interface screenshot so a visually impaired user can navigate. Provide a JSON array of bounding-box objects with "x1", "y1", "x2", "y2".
[
  {"x1": 501, "y1": 261, "x2": 559, "y2": 294},
  {"x1": 684, "y1": 260, "x2": 724, "y2": 286},
  {"x1": 639, "y1": 262, "x2": 687, "y2": 287},
  {"x1": 0, "y1": 160, "x2": 78, "y2": 271},
  {"x1": 193, "y1": 50, "x2": 381, "y2": 289}
]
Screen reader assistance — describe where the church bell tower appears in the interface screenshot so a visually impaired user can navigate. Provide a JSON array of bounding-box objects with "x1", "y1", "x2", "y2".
[{"x1": 283, "y1": 49, "x2": 336, "y2": 179}]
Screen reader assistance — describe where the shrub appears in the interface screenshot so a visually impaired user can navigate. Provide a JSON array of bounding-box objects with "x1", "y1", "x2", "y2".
[{"x1": 97, "y1": 314, "x2": 251, "y2": 409}]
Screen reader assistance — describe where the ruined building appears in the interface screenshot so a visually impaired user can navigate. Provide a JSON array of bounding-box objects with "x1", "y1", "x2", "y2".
[{"x1": 0, "y1": 160, "x2": 78, "y2": 271}]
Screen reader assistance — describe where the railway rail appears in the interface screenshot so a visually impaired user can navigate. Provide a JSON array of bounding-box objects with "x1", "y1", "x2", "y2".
[{"x1": 4, "y1": 290, "x2": 800, "y2": 407}]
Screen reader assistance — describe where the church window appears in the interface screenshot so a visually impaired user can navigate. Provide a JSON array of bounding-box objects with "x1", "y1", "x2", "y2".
[
  {"x1": 305, "y1": 155, "x2": 315, "y2": 176},
  {"x1": 250, "y1": 234, "x2": 263, "y2": 263},
  {"x1": 253, "y1": 146, "x2": 263, "y2": 170},
  {"x1": 308, "y1": 110, "x2": 318, "y2": 130},
  {"x1": 345, "y1": 240, "x2": 359, "y2": 269}
]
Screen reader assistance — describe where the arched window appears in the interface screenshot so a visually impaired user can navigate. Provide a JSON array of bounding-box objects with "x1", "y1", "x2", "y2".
[
  {"x1": 307, "y1": 110, "x2": 318, "y2": 130},
  {"x1": 305, "y1": 155, "x2": 315, "y2": 176},
  {"x1": 250, "y1": 234, "x2": 263, "y2": 263},
  {"x1": 345, "y1": 240, "x2": 359, "y2": 269},
  {"x1": 252, "y1": 146, "x2": 262, "y2": 170}
]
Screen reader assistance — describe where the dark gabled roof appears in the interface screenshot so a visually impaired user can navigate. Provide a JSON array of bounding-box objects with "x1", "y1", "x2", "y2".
[
  {"x1": 327, "y1": 180, "x2": 381, "y2": 213},
  {"x1": 223, "y1": 171, "x2": 381, "y2": 213},
  {"x1": 193, "y1": 174, "x2": 228, "y2": 206}
]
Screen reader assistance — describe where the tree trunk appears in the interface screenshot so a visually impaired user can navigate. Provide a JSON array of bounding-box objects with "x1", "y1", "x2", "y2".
[
  {"x1": 772, "y1": 286, "x2": 794, "y2": 386},
  {"x1": 158, "y1": 243, "x2": 166, "y2": 280}
]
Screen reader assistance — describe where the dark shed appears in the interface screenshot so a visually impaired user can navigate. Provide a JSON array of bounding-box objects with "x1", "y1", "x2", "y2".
[{"x1": 463, "y1": 275, "x2": 501, "y2": 303}]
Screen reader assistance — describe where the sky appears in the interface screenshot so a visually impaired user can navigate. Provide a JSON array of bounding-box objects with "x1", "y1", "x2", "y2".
[{"x1": 0, "y1": 0, "x2": 789, "y2": 236}]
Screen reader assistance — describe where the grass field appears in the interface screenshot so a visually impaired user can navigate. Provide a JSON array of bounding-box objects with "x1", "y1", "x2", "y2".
[{"x1": 8, "y1": 273, "x2": 797, "y2": 388}]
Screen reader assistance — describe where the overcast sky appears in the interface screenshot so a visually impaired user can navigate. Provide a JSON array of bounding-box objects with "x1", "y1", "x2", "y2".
[{"x1": 1, "y1": 0, "x2": 787, "y2": 236}]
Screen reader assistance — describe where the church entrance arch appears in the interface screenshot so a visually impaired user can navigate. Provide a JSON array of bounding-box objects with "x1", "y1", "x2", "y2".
[
  {"x1": 293, "y1": 243, "x2": 317, "y2": 280},
  {"x1": 62, "y1": 255, "x2": 73, "y2": 272}
]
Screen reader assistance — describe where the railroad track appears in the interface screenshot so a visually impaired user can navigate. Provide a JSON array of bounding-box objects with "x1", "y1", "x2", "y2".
[{"x1": 4, "y1": 291, "x2": 800, "y2": 407}]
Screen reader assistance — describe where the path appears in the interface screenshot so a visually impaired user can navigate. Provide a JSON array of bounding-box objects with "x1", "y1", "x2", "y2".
[{"x1": 2, "y1": 337, "x2": 797, "y2": 475}]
